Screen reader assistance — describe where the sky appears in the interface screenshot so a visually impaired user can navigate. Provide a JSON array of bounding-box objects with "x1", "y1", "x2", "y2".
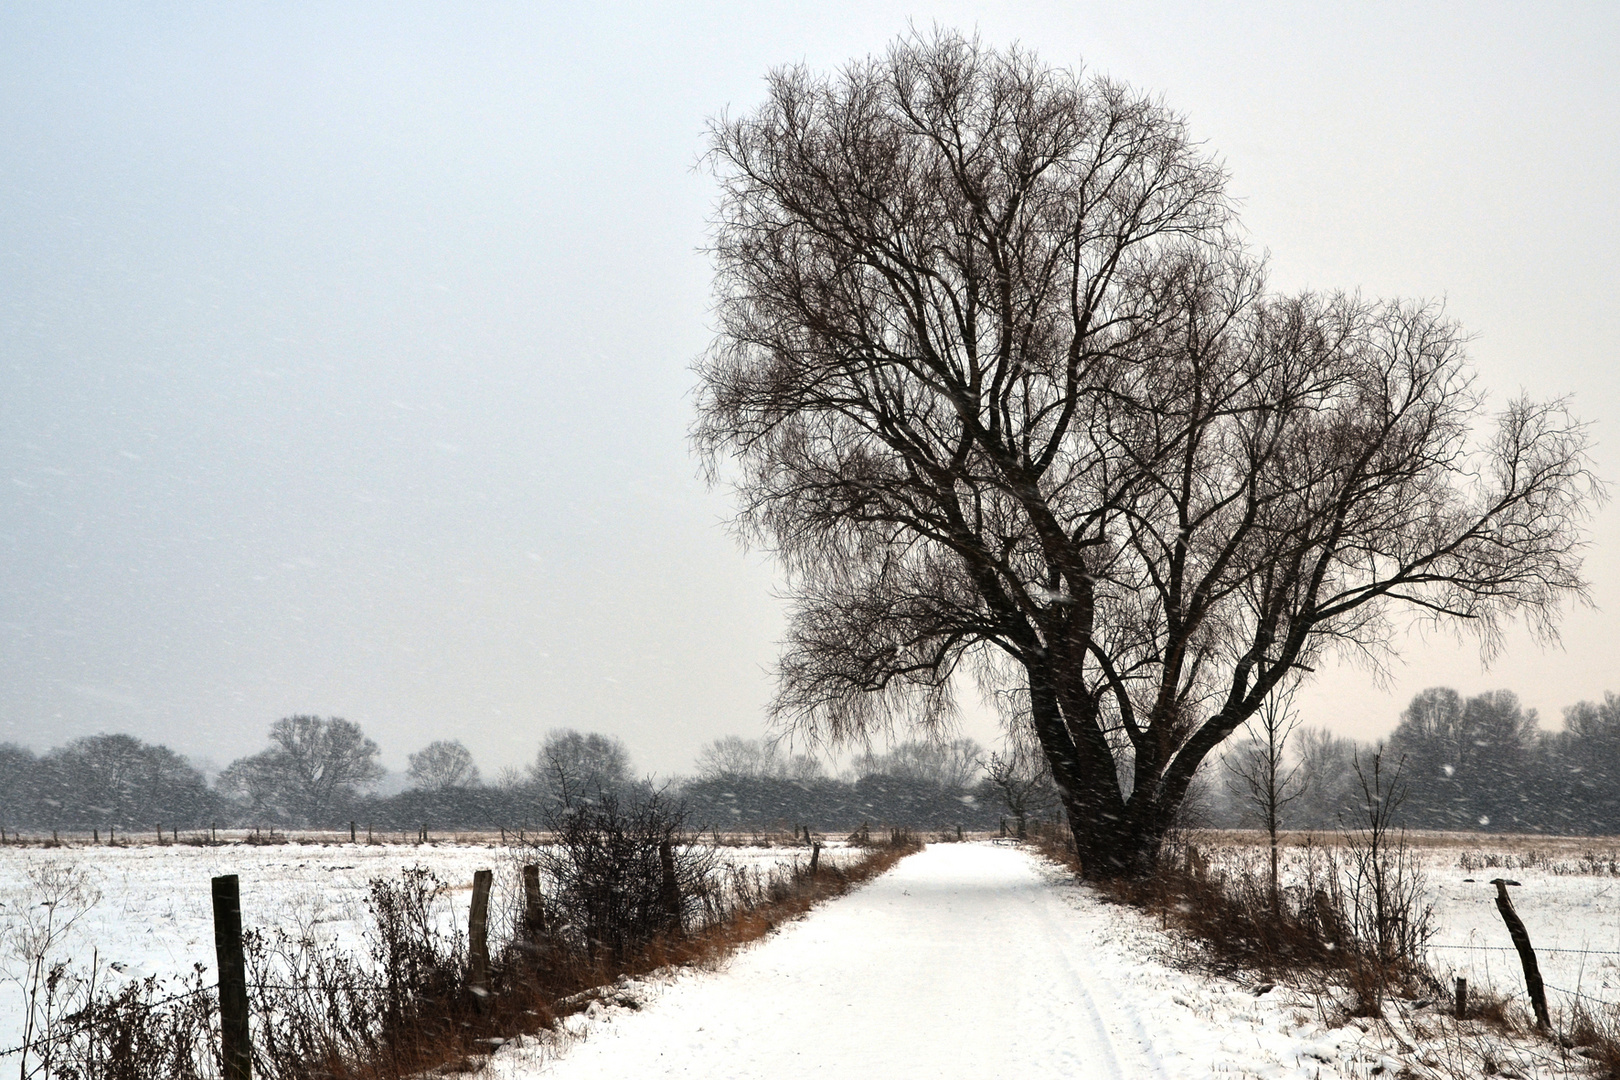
[{"x1": 1, "y1": 2, "x2": 1616, "y2": 780}]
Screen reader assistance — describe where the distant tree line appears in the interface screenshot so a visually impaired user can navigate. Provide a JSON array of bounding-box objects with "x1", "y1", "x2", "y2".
[
  {"x1": 0, "y1": 718, "x2": 1043, "y2": 835},
  {"x1": 8, "y1": 689, "x2": 1620, "y2": 837},
  {"x1": 1207, "y1": 688, "x2": 1620, "y2": 836}
]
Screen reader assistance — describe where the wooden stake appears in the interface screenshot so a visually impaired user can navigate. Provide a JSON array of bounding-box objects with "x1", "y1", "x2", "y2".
[
  {"x1": 212, "y1": 874, "x2": 252, "y2": 1079},
  {"x1": 522, "y1": 864, "x2": 545, "y2": 940},
  {"x1": 659, "y1": 839, "x2": 682, "y2": 928},
  {"x1": 1455, "y1": 976, "x2": 1468, "y2": 1020},
  {"x1": 1491, "y1": 878, "x2": 1550, "y2": 1030},
  {"x1": 468, "y1": 869, "x2": 492, "y2": 998}
]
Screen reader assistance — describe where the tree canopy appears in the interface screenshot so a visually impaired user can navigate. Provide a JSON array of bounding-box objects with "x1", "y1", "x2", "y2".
[{"x1": 696, "y1": 30, "x2": 1601, "y2": 876}]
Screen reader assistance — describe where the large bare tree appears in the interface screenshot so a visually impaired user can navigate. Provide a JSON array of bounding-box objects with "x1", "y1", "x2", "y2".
[{"x1": 694, "y1": 31, "x2": 1600, "y2": 877}]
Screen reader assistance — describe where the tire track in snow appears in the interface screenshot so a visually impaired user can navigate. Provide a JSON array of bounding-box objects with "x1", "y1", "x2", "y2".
[
  {"x1": 487, "y1": 843, "x2": 1173, "y2": 1079},
  {"x1": 1024, "y1": 862, "x2": 1169, "y2": 1078}
]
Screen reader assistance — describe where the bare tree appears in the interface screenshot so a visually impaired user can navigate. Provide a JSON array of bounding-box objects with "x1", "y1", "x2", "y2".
[
  {"x1": 1293, "y1": 726, "x2": 1361, "y2": 828},
  {"x1": 1223, "y1": 684, "x2": 1306, "y2": 909},
  {"x1": 405, "y1": 739, "x2": 481, "y2": 791},
  {"x1": 528, "y1": 729, "x2": 633, "y2": 808},
  {"x1": 695, "y1": 30, "x2": 1600, "y2": 877},
  {"x1": 219, "y1": 715, "x2": 384, "y2": 825},
  {"x1": 694, "y1": 735, "x2": 825, "y2": 781},
  {"x1": 852, "y1": 737, "x2": 984, "y2": 791},
  {"x1": 983, "y1": 742, "x2": 1059, "y2": 838}
]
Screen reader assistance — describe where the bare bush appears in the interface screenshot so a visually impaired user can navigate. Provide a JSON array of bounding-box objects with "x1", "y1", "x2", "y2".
[
  {"x1": 528, "y1": 790, "x2": 721, "y2": 962},
  {"x1": 1341, "y1": 749, "x2": 1436, "y2": 1011}
]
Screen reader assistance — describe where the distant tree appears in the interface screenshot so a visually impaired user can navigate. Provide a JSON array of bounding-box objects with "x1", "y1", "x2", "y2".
[
  {"x1": 491, "y1": 765, "x2": 527, "y2": 791},
  {"x1": 1292, "y1": 727, "x2": 1361, "y2": 829},
  {"x1": 982, "y1": 742, "x2": 1059, "y2": 838},
  {"x1": 1389, "y1": 688, "x2": 1539, "y2": 828},
  {"x1": 1563, "y1": 692, "x2": 1620, "y2": 743},
  {"x1": 218, "y1": 716, "x2": 384, "y2": 826},
  {"x1": 528, "y1": 729, "x2": 633, "y2": 807},
  {"x1": 0, "y1": 743, "x2": 41, "y2": 828},
  {"x1": 853, "y1": 739, "x2": 984, "y2": 791},
  {"x1": 696, "y1": 29, "x2": 1600, "y2": 877},
  {"x1": 44, "y1": 733, "x2": 213, "y2": 830},
  {"x1": 406, "y1": 739, "x2": 481, "y2": 791},
  {"x1": 1223, "y1": 685, "x2": 1307, "y2": 909},
  {"x1": 694, "y1": 736, "x2": 825, "y2": 782},
  {"x1": 1540, "y1": 692, "x2": 1620, "y2": 833}
]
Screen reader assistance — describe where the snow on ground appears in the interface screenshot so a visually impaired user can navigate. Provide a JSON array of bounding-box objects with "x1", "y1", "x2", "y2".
[
  {"x1": 0, "y1": 838, "x2": 836, "y2": 1054},
  {"x1": 6, "y1": 836, "x2": 1616, "y2": 1076},
  {"x1": 1209, "y1": 838, "x2": 1620, "y2": 1020},
  {"x1": 1424, "y1": 851, "x2": 1620, "y2": 1015},
  {"x1": 483, "y1": 842, "x2": 1411, "y2": 1080}
]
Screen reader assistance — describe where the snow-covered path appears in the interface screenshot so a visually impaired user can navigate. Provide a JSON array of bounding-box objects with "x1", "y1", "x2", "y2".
[{"x1": 486, "y1": 842, "x2": 1359, "y2": 1079}]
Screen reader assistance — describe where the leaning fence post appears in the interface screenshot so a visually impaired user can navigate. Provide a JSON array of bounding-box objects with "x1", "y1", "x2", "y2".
[
  {"x1": 212, "y1": 874, "x2": 252, "y2": 1080},
  {"x1": 1491, "y1": 877, "x2": 1550, "y2": 1030},
  {"x1": 810, "y1": 841, "x2": 822, "y2": 875},
  {"x1": 468, "y1": 869, "x2": 493, "y2": 998}
]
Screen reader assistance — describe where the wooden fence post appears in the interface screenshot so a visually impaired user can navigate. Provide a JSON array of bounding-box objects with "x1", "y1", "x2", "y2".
[
  {"x1": 212, "y1": 874, "x2": 252, "y2": 1080},
  {"x1": 659, "y1": 839, "x2": 682, "y2": 928},
  {"x1": 468, "y1": 869, "x2": 493, "y2": 998},
  {"x1": 1491, "y1": 878, "x2": 1550, "y2": 1031},
  {"x1": 810, "y1": 842, "x2": 822, "y2": 875},
  {"x1": 522, "y1": 864, "x2": 546, "y2": 940},
  {"x1": 349, "y1": 821, "x2": 356, "y2": 844},
  {"x1": 1455, "y1": 976, "x2": 1467, "y2": 1019}
]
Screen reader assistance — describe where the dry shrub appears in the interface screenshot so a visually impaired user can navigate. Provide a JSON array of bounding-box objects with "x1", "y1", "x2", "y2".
[
  {"x1": 1566, "y1": 1002, "x2": 1620, "y2": 1078},
  {"x1": 529, "y1": 790, "x2": 718, "y2": 962}
]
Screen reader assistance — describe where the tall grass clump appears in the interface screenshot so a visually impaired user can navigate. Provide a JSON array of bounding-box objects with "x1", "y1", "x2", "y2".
[{"x1": 1032, "y1": 747, "x2": 1439, "y2": 1016}]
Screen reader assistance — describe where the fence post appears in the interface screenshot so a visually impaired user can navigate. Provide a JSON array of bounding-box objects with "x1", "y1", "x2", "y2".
[
  {"x1": 1491, "y1": 878, "x2": 1550, "y2": 1031},
  {"x1": 1455, "y1": 976, "x2": 1467, "y2": 1019},
  {"x1": 522, "y1": 864, "x2": 546, "y2": 940},
  {"x1": 349, "y1": 821, "x2": 356, "y2": 844},
  {"x1": 212, "y1": 874, "x2": 252, "y2": 1080},
  {"x1": 659, "y1": 838, "x2": 682, "y2": 928},
  {"x1": 810, "y1": 842, "x2": 822, "y2": 875},
  {"x1": 469, "y1": 869, "x2": 493, "y2": 998}
]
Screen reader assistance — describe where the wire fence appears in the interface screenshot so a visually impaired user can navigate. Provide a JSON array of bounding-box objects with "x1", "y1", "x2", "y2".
[
  {"x1": 1428, "y1": 941, "x2": 1620, "y2": 1009},
  {"x1": 1430, "y1": 943, "x2": 1620, "y2": 957}
]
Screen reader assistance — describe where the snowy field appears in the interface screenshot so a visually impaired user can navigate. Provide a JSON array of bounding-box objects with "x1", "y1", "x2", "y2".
[
  {"x1": 0, "y1": 836, "x2": 842, "y2": 1055},
  {"x1": 1199, "y1": 834, "x2": 1620, "y2": 1019},
  {"x1": 5, "y1": 835, "x2": 1618, "y2": 1076}
]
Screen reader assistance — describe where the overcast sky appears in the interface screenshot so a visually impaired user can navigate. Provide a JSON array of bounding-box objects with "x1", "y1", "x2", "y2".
[{"x1": 2, "y1": 2, "x2": 1616, "y2": 779}]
